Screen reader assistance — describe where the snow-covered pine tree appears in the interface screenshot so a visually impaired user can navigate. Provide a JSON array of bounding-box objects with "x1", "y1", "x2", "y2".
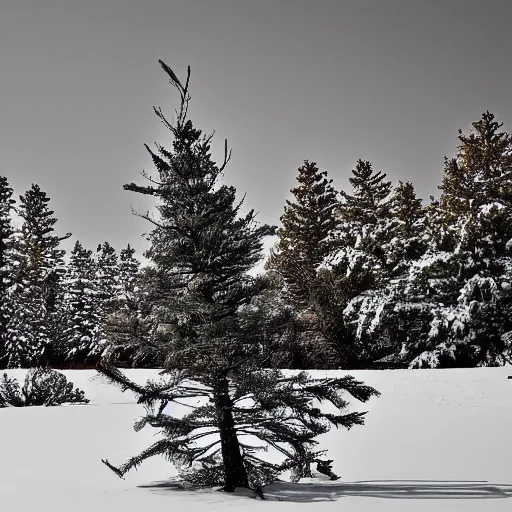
[
  {"x1": 384, "y1": 181, "x2": 427, "y2": 274},
  {"x1": 98, "y1": 61, "x2": 379, "y2": 494},
  {"x1": 374, "y1": 181, "x2": 429, "y2": 359},
  {"x1": 316, "y1": 160, "x2": 394, "y2": 368},
  {"x1": 339, "y1": 159, "x2": 393, "y2": 259},
  {"x1": 404, "y1": 112, "x2": 512, "y2": 367},
  {"x1": 338, "y1": 181, "x2": 429, "y2": 364},
  {"x1": 118, "y1": 245, "x2": 140, "y2": 289},
  {"x1": 2, "y1": 229, "x2": 45, "y2": 367},
  {"x1": 92, "y1": 241, "x2": 121, "y2": 360},
  {"x1": 0, "y1": 177, "x2": 17, "y2": 368},
  {"x1": 267, "y1": 160, "x2": 339, "y2": 368},
  {"x1": 102, "y1": 245, "x2": 157, "y2": 367},
  {"x1": 95, "y1": 242, "x2": 120, "y2": 317},
  {"x1": 4, "y1": 184, "x2": 70, "y2": 367},
  {"x1": 270, "y1": 160, "x2": 338, "y2": 302},
  {"x1": 62, "y1": 241, "x2": 104, "y2": 365}
]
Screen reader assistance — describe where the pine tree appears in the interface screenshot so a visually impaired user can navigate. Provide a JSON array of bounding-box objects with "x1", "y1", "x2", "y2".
[
  {"x1": 402, "y1": 113, "x2": 512, "y2": 367},
  {"x1": 18, "y1": 185, "x2": 70, "y2": 313},
  {"x1": 98, "y1": 61, "x2": 379, "y2": 493},
  {"x1": 62, "y1": 241, "x2": 104, "y2": 365},
  {"x1": 4, "y1": 184, "x2": 70, "y2": 367},
  {"x1": 95, "y1": 242, "x2": 120, "y2": 317},
  {"x1": 117, "y1": 245, "x2": 141, "y2": 308},
  {"x1": 267, "y1": 161, "x2": 339, "y2": 368},
  {"x1": 0, "y1": 177, "x2": 16, "y2": 368},
  {"x1": 315, "y1": 160, "x2": 394, "y2": 368},
  {"x1": 339, "y1": 159, "x2": 392, "y2": 246},
  {"x1": 270, "y1": 160, "x2": 337, "y2": 302},
  {"x1": 2, "y1": 230, "x2": 44, "y2": 367},
  {"x1": 102, "y1": 245, "x2": 157, "y2": 367},
  {"x1": 439, "y1": 112, "x2": 512, "y2": 219},
  {"x1": 384, "y1": 181, "x2": 426, "y2": 272},
  {"x1": 332, "y1": 159, "x2": 394, "y2": 336},
  {"x1": 338, "y1": 181, "x2": 428, "y2": 365}
]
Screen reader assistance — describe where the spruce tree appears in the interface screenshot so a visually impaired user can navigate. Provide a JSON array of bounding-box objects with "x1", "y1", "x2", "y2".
[
  {"x1": 332, "y1": 159, "x2": 394, "y2": 329},
  {"x1": 336, "y1": 181, "x2": 428, "y2": 366},
  {"x1": 98, "y1": 61, "x2": 379, "y2": 493},
  {"x1": 103, "y1": 245, "x2": 157, "y2": 367},
  {"x1": 117, "y1": 245, "x2": 141, "y2": 308},
  {"x1": 373, "y1": 181, "x2": 427, "y2": 358},
  {"x1": 384, "y1": 181, "x2": 426, "y2": 272},
  {"x1": 315, "y1": 160, "x2": 394, "y2": 368},
  {"x1": 62, "y1": 241, "x2": 104, "y2": 365},
  {"x1": 402, "y1": 113, "x2": 512, "y2": 367},
  {"x1": 339, "y1": 159, "x2": 392, "y2": 237},
  {"x1": 267, "y1": 161, "x2": 339, "y2": 368},
  {"x1": 0, "y1": 177, "x2": 16, "y2": 368},
  {"x1": 4, "y1": 184, "x2": 70, "y2": 367},
  {"x1": 95, "y1": 242, "x2": 120, "y2": 318},
  {"x1": 18, "y1": 185, "x2": 70, "y2": 314},
  {"x1": 439, "y1": 112, "x2": 512, "y2": 219},
  {"x1": 2, "y1": 230, "x2": 44, "y2": 367},
  {"x1": 270, "y1": 160, "x2": 337, "y2": 302}
]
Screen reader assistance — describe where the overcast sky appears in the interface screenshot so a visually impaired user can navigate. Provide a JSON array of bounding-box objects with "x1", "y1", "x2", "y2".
[{"x1": 1, "y1": 0, "x2": 511, "y2": 258}]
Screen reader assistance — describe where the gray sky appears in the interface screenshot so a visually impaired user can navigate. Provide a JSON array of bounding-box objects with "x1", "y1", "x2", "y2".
[{"x1": 1, "y1": 0, "x2": 511, "y2": 259}]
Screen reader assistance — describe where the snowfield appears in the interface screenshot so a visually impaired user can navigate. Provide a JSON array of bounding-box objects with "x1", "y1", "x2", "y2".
[{"x1": 1, "y1": 367, "x2": 512, "y2": 511}]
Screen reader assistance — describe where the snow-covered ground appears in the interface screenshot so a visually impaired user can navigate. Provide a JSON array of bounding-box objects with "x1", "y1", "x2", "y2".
[{"x1": 1, "y1": 367, "x2": 512, "y2": 511}]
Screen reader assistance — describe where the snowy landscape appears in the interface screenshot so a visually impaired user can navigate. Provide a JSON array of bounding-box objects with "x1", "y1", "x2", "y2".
[
  {"x1": 2, "y1": 3, "x2": 512, "y2": 510},
  {"x1": 2, "y1": 53, "x2": 512, "y2": 512},
  {"x1": 1, "y1": 366, "x2": 512, "y2": 511}
]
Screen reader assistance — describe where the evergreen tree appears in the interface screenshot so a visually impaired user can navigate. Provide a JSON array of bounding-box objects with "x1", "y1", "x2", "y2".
[
  {"x1": 384, "y1": 181, "x2": 427, "y2": 273},
  {"x1": 267, "y1": 161, "x2": 339, "y2": 368},
  {"x1": 439, "y1": 112, "x2": 512, "y2": 219},
  {"x1": 18, "y1": 185, "x2": 70, "y2": 314},
  {"x1": 4, "y1": 184, "x2": 69, "y2": 367},
  {"x1": 98, "y1": 61, "x2": 379, "y2": 493},
  {"x1": 62, "y1": 241, "x2": 104, "y2": 365},
  {"x1": 95, "y1": 242, "x2": 120, "y2": 318},
  {"x1": 118, "y1": 245, "x2": 142, "y2": 305},
  {"x1": 340, "y1": 160, "x2": 392, "y2": 235},
  {"x1": 401, "y1": 113, "x2": 512, "y2": 367},
  {"x1": 0, "y1": 177, "x2": 16, "y2": 368},
  {"x1": 103, "y1": 246, "x2": 157, "y2": 367},
  {"x1": 314, "y1": 160, "x2": 394, "y2": 368},
  {"x1": 270, "y1": 160, "x2": 337, "y2": 303},
  {"x1": 338, "y1": 181, "x2": 429, "y2": 363},
  {"x1": 2, "y1": 230, "x2": 44, "y2": 367}
]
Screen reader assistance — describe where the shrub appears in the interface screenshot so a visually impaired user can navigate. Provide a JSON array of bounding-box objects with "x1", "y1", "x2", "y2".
[{"x1": 0, "y1": 368, "x2": 89, "y2": 407}]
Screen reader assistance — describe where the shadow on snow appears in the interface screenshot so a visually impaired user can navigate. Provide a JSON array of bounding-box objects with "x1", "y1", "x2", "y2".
[{"x1": 138, "y1": 479, "x2": 512, "y2": 502}]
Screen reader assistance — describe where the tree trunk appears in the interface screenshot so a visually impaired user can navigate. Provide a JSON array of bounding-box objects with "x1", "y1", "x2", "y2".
[
  {"x1": 214, "y1": 376, "x2": 249, "y2": 491},
  {"x1": 290, "y1": 442, "x2": 313, "y2": 483}
]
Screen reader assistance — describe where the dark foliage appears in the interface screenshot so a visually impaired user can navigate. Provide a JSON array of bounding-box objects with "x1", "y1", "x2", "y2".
[
  {"x1": 98, "y1": 362, "x2": 379, "y2": 491},
  {"x1": 0, "y1": 367, "x2": 89, "y2": 407},
  {"x1": 0, "y1": 177, "x2": 16, "y2": 369},
  {"x1": 98, "y1": 61, "x2": 380, "y2": 494},
  {"x1": 269, "y1": 160, "x2": 338, "y2": 304}
]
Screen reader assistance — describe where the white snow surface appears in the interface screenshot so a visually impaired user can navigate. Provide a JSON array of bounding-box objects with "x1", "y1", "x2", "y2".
[{"x1": 1, "y1": 367, "x2": 512, "y2": 511}]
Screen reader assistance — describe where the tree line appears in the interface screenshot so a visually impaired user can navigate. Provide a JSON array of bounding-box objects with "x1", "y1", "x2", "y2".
[
  {"x1": 270, "y1": 112, "x2": 512, "y2": 369},
  {"x1": 2, "y1": 96, "x2": 512, "y2": 372},
  {"x1": 0, "y1": 182, "x2": 142, "y2": 369}
]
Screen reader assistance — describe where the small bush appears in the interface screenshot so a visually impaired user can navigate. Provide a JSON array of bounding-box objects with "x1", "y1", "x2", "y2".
[{"x1": 0, "y1": 368, "x2": 89, "y2": 407}]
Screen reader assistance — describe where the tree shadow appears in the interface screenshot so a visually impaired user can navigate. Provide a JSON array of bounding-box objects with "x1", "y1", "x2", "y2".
[
  {"x1": 138, "y1": 479, "x2": 512, "y2": 502},
  {"x1": 262, "y1": 480, "x2": 512, "y2": 502},
  {"x1": 138, "y1": 480, "x2": 259, "y2": 499},
  {"x1": 138, "y1": 481, "x2": 187, "y2": 492}
]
